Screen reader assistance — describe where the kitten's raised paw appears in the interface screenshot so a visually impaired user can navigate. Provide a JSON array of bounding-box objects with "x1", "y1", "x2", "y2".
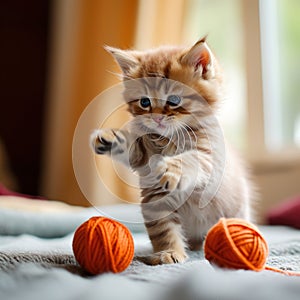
[
  {"x1": 90, "y1": 129, "x2": 126, "y2": 155},
  {"x1": 154, "y1": 157, "x2": 182, "y2": 192},
  {"x1": 137, "y1": 250, "x2": 187, "y2": 265}
]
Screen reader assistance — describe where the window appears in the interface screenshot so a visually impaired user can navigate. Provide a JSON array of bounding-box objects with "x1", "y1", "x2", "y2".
[
  {"x1": 260, "y1": 0, "x2": 300, "y2": 150},
  {"x1": 182, "y1": 0, "x2": 247, "y2": 149},
  {"x1": 183, "y1": 0, "x2": 300, "y2": 156}
]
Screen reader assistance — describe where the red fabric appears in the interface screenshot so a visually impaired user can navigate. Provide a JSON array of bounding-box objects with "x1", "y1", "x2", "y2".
[
  {"x1": 0, "y1": 183, "x2": 45, "y2": 200},
  {"x1": 267, "y1": 196, "x2": 300, "y2": 229}
]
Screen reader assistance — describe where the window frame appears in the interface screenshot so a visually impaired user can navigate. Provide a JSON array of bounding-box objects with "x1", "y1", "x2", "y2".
[{"x1": 242, "y1": 0, "x2": 300, "y2": 168}]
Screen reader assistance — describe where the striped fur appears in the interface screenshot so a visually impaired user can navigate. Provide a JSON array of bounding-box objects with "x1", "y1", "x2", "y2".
[{"x1": 91, "y1": 40, "x2": 254, "y2": 265}]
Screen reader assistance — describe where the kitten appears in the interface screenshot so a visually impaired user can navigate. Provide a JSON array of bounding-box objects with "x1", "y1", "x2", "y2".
[{"x1": 90, "y1": 38, "x2": 254, "y2": 265}]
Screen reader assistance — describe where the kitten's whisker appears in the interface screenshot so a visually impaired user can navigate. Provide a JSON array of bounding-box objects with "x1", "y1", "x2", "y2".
[
  {"x1": 174, "y1": 127, "x2": 183, "y2": 155},
  {"x1": 166, "y1": 126, "x2": 177, "y2": 151},
  {"x1": 176, "y1": 128, "x2": 183, "y2": 154},
  {"x1": 147, "y1": 125, "x2": 172, "y2": 150},
  {"x1": 177, "y1": 120, "x2": 198, "y2": 143},
  {"x1": 164, "y1": 126, "x2": 171, "y2": 141},
  {"x1": 184, "y1": 124, "x2": 198, "y2": 142},
  {"x1": 177, "y1": 126, "x2": 186, "y2": 153},
  {"x1": 158, "y1": 129, "x2": 171, "y2": 149},
  {"x1": 165, "y1": 127, "x2": 174, "y2": 150},
  {"x1": 176, "y1": 121, "x2": 195, "y2": 153},
  {"x1": 179, "y1": 124, "x2": 192, "y2": 148}
]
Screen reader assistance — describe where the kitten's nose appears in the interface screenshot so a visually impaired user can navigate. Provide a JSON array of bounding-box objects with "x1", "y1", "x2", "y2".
[{"x1": 153, "y1": 115, "x2": 164, "y2": 124}]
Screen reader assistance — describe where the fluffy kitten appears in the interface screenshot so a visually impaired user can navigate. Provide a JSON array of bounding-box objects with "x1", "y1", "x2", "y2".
[{"x1": 90, "y1": 38, "x2": 253, "y2": 265}]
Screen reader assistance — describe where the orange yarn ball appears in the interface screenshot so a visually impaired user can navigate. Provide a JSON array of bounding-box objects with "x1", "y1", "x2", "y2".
[
  {"x1": 72, "y1": 217, "x2": 134, "y2": 275},
  {"x1": 204, "y1": 218, "x2": 268, "y2": 271}
]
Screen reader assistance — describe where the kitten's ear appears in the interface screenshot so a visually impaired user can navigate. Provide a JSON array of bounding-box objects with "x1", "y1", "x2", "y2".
[
  {"x1": 105, "y1": 46, "x2": 138, "y2": 75},
  {"x1": 181, "y1": 38, "x2": 214, "y2": 79}
]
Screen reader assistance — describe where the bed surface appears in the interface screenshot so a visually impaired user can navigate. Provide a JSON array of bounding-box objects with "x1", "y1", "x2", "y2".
[{"x1": 0, "y1": 197, "x2": 300, "y2": 300}]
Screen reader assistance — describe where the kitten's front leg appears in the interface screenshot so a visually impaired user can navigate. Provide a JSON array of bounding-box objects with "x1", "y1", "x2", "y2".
[
  {"x1": 138, "y1": 210, "x2": 188, "y2": 265},
  {"x1": 153, "y1": 150, "x2": 211, "y2": 193},
  {"x1": 90, "y1": 129, "x2": 130, "y2": 165},
  {"x1": 153, "y1": 156, "x2": 183, "y2": 192}
]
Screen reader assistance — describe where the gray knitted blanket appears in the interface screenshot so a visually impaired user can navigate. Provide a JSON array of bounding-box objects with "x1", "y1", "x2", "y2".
[{"x1": 0, "y1": 205, "x2": 299, "y2": 300}]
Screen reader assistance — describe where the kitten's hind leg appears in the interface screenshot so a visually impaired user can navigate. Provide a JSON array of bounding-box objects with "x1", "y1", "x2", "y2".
[{"x1": 138, "y1": 209, "x2": 188, "y2": 265}]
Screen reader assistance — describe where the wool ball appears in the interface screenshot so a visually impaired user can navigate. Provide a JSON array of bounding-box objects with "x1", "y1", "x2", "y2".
[
  {"x1": 204, "y1": 218, "x2": 268, "y2": 271},
  {"x1": 72, "y1": 217, "x2": 134, "y2": 274}
]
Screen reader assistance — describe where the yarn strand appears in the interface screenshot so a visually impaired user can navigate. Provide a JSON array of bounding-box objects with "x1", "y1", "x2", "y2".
[{"x1": 264, "y1": 265, "x2": 300, "y2": 276}]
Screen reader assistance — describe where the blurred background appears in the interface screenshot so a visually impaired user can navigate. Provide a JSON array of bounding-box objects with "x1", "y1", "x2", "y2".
[{"x1": 0, "y1": 0, "x2": 299, "y2": 222}]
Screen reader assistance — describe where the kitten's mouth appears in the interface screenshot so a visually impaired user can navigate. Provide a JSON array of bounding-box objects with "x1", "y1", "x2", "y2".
[
  {"x1": 151, "y1": 115, "x2": 167, "y2": 130},
  {"x1": 146, "y1": 122, "x2": 168, "y2": 135},
  {"x1": 143, "y1": 117, "x2": 169, "y2": 134},
  {"x1": 157, "y1": 123, "x2": 166, "y2": 129}
]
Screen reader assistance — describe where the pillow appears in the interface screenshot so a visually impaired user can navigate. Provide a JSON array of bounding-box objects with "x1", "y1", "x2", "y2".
[
  {"x1": 0, "y1": 183, "x2": 44, "y2": 199},
  {"x1": 267, "y1": 195, "x2": 300, "y2": 229}
]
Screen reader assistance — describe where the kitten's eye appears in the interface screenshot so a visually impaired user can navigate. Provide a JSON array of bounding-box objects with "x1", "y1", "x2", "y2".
[
  {"x1": 167, "y1": 95, "x2": 181, "y2": 107},
  {"x1": 140, "y1": 97, "x2": 151, "y2": 108}
]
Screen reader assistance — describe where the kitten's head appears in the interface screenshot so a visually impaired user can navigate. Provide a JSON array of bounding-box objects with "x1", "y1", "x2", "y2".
[{"x1": 106, "y1": 38, "x2": 223, "y2": 136}]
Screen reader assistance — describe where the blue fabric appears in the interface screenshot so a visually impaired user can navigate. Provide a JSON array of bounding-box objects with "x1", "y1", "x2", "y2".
[{"x1": 0, "y1": 204, "x2": 145, "y2": 237}]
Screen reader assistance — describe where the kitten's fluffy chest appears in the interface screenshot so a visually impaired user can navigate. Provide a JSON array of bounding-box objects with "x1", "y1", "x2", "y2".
[
  {"x1": 144, "y1": 134, "x2": 178, "y2": 156},
  {"x1": 142, "y1": 132, "x2": 197, "y2": 156}
]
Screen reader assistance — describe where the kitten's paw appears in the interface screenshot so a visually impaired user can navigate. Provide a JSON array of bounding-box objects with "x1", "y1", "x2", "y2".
[
  {"x1": 90, "y1": 129, "x2": 126, "y2": 155},
  {"x1": 137, "y1": 250, "x2": 187, "y2": 265},
  {"x1": 153, "y1": 157, "x2": 183, "y2": 192}
]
